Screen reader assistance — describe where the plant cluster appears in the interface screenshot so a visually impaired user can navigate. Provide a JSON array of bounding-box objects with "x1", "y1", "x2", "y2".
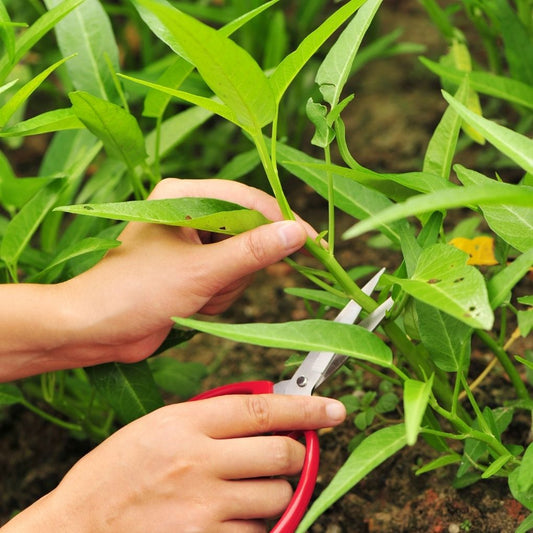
[{"x1": 0, "y1": 0, "x2": 532, "y2": 530}]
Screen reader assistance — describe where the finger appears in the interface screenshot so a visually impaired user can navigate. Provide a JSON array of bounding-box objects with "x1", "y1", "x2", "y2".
[
  {"x1": 187, "y1": 394, "x2": 346, "y2": 439},
  {"x1": 149, "y1": 178, "x2": 318, "y2": 238},
  {"x1": 220, "y1": 478, "x2": 294, "y2": 521},
  {"x1": 214, "y1": 435, "x2": 306, "y2": 480},
  {"x1": 194, "y1": 221, "x2": 307, "y2": 295},
  {"x1": 149, "y1": 178, "x2": 284, "y2": 221},
  {"x1": 219, "y1": 520, "x2": 266, "y2": 533}
]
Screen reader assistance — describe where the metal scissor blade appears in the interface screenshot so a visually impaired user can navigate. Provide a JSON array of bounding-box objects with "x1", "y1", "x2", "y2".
[
  {"x1": 274, "y1": 268, "x2": 389, "y2": 396},
  {"x1": 331, "y1": 267, "x2": 386, "y2": 325},
  {"x1": 313, "y1": 296, "x2": 393, "y2": 389}
]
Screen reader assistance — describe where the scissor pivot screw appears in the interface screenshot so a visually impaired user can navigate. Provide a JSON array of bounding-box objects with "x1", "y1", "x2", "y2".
[{"x1": 296, "y1": 376, "x2": 308, "y2": 388}]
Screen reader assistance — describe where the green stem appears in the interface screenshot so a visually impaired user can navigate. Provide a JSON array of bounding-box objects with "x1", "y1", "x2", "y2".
[
  {"x1": 516, "y1": 0, "x2": 532, "y2": 32},
  {"x1": 459, "y1": 373, "x2": 491, "y2": 434},
  {"x1": 305, "y1": 238, "x2": 376, "y2": 310},
  {"x1": 154, "y1": 114, "x2": 163, "y2": 182},
  {"x1": 21, "y1": 400, "x2": 83, "y2": 433},
  {"x1": 252, "y1": 131, "x2": 293, "y2": 220},
  {"x1": 430, "y1": 397, "x2": 511, "y2": 460},
  {"x1": 475, "y1": 329, "x2": 529, "y2": 400},
  {"x1": 356, "y1": 361, "x2": 402, "y2": 386},
  {"x1": 324, "y1": 144, "x2": 335, "y2": 255}
]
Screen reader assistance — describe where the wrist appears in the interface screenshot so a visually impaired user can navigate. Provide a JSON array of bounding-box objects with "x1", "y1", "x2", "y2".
[
  {"x1": 1, "y1": 487, "x2": 89, "y2": 533},
  {"x1": 0, "y1": 283, "x2": 75, "y2": 381}
]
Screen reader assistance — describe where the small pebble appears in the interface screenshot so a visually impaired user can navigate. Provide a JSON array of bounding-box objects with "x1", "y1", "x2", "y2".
[{"x1": 448, "y1": 524, "x2": 460, "y2": 533}]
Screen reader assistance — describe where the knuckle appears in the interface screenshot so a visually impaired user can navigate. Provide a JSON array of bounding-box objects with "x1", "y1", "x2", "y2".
[
  {"x1": 270, "y1": 437, "x2": 297, "y2": 473},
  {"x1": 246, "y1": 395, "x2": 273, "y2": 433},
  {"x1": 242, "y1": 231, "x2": 268, "y2": 266},
  {"x1": 272, "y1": 479, "x2": 294, "y2": 511}
]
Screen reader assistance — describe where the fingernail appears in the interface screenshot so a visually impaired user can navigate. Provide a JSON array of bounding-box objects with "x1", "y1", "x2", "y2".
[
  {"x1": 325, "y1": 400, "x2": 346, "y2": 423},
  {"x1": 277, "y1": 221, "x2": 305, "y2": 249}
]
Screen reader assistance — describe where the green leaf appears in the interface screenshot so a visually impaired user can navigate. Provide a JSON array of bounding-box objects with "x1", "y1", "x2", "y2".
[
  {"x1": 172, "y1": 317, "x2": 393, "y2": 367},
  {"x1": 0, "y1": 383, "x2": 24, "y2": 406},
  {"x1": 43, "y1": 0, "x2": 120, "y2": 102},
  {"x1": 0, "y1": 0, "x2": 87, "y2": 83},
  {"x1": 140, "y1": 0, "x2": 280, "y2": 118},
  {"x1": 306, "y1": 98, "x2": 335, "y2": 148},
  {"x1": 119, "y1": 73, "x2": 239, "y2": 127},
  {"x1": 0, "y1": 2, "x2": 16, "y2": 65},
  {"x1": 55, "y1": 197, "x2": 270, "y2": 235},
  {"x1": 518, "y1": 310, "x2": 533, "y2": 337},
  {"x1": 133, "y1": 0, "x2": 275, "y2": 132},
  {"x1": 343, "y1": 181, "x2": 533, "y2": 240},
  {"x1": 149, "y1": 357, "x2": 207, "y2": 399},
  {"x1": 0, "y1": 179, "x2": 65, "y2": 271},
  {"x1": 287, "y1": 160, "x2": 454, "y2": 199},
  {"x1": 415, "y1": 452, "x2": 462, "y2": 475},
  {"x1": 515, "y1": 512, "x2": 533, "y2": 533},
  {"x1": 403, "y1": 377, "x2": 433, "y2": 445},
  {"x1": 417, "y1": 301, "x2": 472, "y2": 372},
  {"x1": 269, "y1": 0, "x2": 367, "y2": 103},
  {"x1": 316, "y1": 0, "x2": 382, "y2": 108},
  {"x1": 144, "y1": 105, "x2": 213, "y2": 164},
  {"x1": 275, "y1": 142, "x2": 412, "y2": 246},
  {"x1": 29, "y1": 237, "x2": 120, "y2": 283},
  {"x1": 442, "y1": 91, "x2": 533, "y2": 174},
  {"x1": 456, "y1": 166, "x2": 533, "y2": 253},
  {"x1": 481, "y1": 453, "x2": 513, "y2": 479},
  {"x1": 487, "y1": 248, "x2": 533, "y2": 309},
  {"x1": 422, "y1": 78, "x2": 467, "y2": 179},
  {"x1": 388, "y1": 244, "x2": 493, "y2": 329},
  {"x1": 0, "y1": 108, "x2": 84, "y2": 137},
  {"x1": 69, "y1": 91, "x2": 148, "y2": 168},
  {"x1": 86, "y1": 361, "x2": 164, "y2": 425},
  {"x1": 215, "y1": 149, "x2": 261, "y2": 181},
  {"x1": 0, "y1": 174, "x2": 62, "y2": 211},
  {"x1": 517, "y1": 442, "x2": 533, "y2": 492},
  {"x1": 284, "y1": 287, "x2": 349, "y2": 310},
  {"x1": 0, "y1": 55, "x2": 73, "y2": 129},
  {"x1": 518, "y1": 296, "x2": 533, "y2": 306},
  {"x1": 509, "y1": 467, "x2": 533, "y2": 511},
  {"x1": 296, "y1": 424, "x2": 406, "y2": 532},
  {"x1": 420, "y1": 57, "x2": 533, "y2": 111},
  {"x1": 490, "y1": 0, "x2": 533, "y2": 85}
]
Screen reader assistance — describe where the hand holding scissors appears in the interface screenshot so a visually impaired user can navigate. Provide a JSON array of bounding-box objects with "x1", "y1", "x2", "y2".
[{"x1": 190, "y1": 269, "x2": 393, "y2": 532}]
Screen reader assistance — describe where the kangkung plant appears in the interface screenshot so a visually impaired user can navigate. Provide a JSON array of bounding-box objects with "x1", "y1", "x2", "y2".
[{"x1": 0, "y1": 0, "x2": 532, "y2": 530}]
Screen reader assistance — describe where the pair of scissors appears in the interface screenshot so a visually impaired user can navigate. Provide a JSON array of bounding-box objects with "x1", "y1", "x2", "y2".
[{"x1": 190, "y1": 268, "x2": 393, "y2": 533}]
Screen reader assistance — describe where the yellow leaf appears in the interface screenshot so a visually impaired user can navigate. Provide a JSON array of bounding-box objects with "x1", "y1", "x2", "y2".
[{"x1": 449, "y1": 236, "x2": 498, "y2": 266}]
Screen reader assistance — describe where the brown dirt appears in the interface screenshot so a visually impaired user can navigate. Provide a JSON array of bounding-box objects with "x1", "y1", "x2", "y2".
[{"x1": 1, "y1": 1, "x2": 532, "y2": 532}]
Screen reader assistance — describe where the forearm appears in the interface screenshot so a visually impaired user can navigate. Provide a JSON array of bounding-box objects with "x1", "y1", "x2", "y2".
[{"x1": 0, "y1": 283, "x2": 78, "y2": 382}]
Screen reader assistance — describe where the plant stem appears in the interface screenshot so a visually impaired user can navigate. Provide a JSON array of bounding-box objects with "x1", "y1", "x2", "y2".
[
  {"x1": 324, "y1": 144, "x2": 335, "y2": 255},
  {"x1": 253, "y1": 131, "x2": 293, "y2": 221},
  {"x1": 21, "y1": 400, "x2": 83, "y2": 433},
  {"x1": 475, "y1": 329, "x2": 529, "y2": 400}
]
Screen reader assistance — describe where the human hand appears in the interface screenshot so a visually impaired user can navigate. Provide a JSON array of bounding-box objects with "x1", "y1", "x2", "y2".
[
  {"x1": 3, "y1": 395, "x2": 346, "y2": 533},
  {"x1": 56, "y1": 178, "x2": 314, "y2": 366}
]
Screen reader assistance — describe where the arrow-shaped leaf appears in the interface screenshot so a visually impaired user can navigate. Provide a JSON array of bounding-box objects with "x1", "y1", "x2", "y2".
[
  {"x1": 86, "y1": 361, "x2": 164, "y2": 425},
  {"x1": 387, "y1": 244, "x2": 493, "y2": 329},
  {"x1": 296, "y1": 424, "x2": 406, "y2": 532},
  {"x1": 133, "y1": 0, "x2": 275, "y2": 132},
  {"x1": 55, "y1": 197, "x2": 270, "y2": 235},
  {"x1": 172, "y1": 317, "x2": 393, "y2": 367}
]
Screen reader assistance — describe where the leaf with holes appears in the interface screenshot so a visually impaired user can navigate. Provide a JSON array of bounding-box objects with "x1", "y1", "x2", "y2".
[{"x1": 387, "y1": 244, "x2": 493, "y2": 329}]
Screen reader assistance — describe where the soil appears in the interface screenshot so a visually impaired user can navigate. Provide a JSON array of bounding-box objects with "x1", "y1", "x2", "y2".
[{"x1": 1, "y1": 1, "x2": 532, "y2": 532}]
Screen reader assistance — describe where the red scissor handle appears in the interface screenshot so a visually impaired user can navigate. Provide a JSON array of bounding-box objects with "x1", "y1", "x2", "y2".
[{"x1": 189, "y1": 381, "x2": 319, "y2": 533}]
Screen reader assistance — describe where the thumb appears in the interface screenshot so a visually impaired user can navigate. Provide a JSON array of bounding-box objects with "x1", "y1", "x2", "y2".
[{"x1": 202, "y1": 220, "x2": 307, "y2": 285}]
